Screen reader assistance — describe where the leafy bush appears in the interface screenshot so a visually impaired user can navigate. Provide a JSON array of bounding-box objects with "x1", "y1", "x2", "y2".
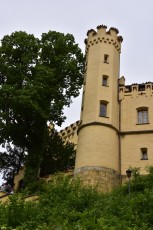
[{"x1": 1, "y1": 170, "x2": 153, "y2": 229}]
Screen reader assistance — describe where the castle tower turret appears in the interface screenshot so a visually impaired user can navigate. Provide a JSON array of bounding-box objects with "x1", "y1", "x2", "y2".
[{"x1": 74, "y1": 25, "x2": 123, "y2": 192}]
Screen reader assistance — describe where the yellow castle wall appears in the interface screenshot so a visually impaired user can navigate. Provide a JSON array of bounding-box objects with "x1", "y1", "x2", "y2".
[
  {"x1": 59, "y1": 121, "x2": 80, "y2": 149},
  {"x1": 62, "y1": 85, "x2": 153, "y2": 188},
  {"x1": 119, "y1": 84, "x2": 153, "y2": 132},
  {"x1": 75, "y1": 125, "x2": 119, "y2": 171},
  {"x1": 121, "y1": 133, "x2": 153, "y2": 175},
  {"x1": 119, "y1": 83, "x2": 153, "y2": 176}
]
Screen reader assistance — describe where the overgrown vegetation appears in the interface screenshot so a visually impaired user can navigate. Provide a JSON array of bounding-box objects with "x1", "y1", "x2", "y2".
[
  {"x1": 1, "y1": 168, "x2": 153, "y2": 229},
  {"x1": 0, "y1": 128, "x2": 76, "y2": 187},
  {"x1": 40, "y1": 128, "x2": 76, "y2": 177}
]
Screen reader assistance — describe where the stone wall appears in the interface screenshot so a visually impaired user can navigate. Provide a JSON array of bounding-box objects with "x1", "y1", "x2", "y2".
[{"x1": 74, "y1": 166, "x2": 121, "y2": 193}]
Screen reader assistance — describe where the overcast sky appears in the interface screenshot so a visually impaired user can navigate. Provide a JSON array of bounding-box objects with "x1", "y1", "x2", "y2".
[{"x1": 1, "y1": 0, "x2": 153, "y2": 129}]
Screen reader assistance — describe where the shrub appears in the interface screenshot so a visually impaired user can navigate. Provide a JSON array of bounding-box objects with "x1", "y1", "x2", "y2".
[{"x1": 0, "y1": 172, "x2": 153, "y2": 229}]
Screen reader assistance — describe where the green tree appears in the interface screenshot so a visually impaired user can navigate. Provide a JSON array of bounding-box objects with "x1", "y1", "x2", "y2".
[
  {"x1": 0, "y1": 128, "x2": 75, "y2": 186},
  {"x1": 0, "y1": 144, "x2": 26, "y2": 186},
  {"x1": 0, "y1": 31, "x2": 84, "y2": 187},
  {"x1": 40, "y1": 128, "x2": 75, "y2": 177}
]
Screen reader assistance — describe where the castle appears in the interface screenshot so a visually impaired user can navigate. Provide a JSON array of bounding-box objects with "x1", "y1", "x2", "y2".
[
  {"x1": 2, "y1": 24, "x2": 153, "y2": 194},
  {"x1": 60, "y1": 25, "x2": 153, "y2": 192}
]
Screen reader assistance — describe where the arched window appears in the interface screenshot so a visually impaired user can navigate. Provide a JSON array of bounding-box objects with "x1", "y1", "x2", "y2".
[{"x1": 137, "y1": 107, "x2": 148, "y2": 124}]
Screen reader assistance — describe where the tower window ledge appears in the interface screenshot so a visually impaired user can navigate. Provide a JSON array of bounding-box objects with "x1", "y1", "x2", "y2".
[
  {"x1": 99, "y1": 115, "x2": 109, "y2": 118},
  {"x1": 136, "y1": 123, "x2": 150, "y2": 125}
]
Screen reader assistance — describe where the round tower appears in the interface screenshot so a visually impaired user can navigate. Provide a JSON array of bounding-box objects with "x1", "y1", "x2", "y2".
[{"x1": 74, "y1": 25, "x2": 123, "y2": 192}]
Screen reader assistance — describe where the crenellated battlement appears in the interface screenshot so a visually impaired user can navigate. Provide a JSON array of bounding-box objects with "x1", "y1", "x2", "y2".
[
  {"x1": 119, "y1": 82, "x2": 153, "y2": 100},
  {"x1": 59, "y1": 121, "x2": 80, "y2": 142},
  {"x1": 84, "y1": 25, "x2": 123, "y2": 53}
]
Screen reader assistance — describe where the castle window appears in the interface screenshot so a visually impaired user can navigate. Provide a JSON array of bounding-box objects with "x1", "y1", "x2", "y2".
[
  {"x1": 104, "y1": 54, "x2": 109, "y2": 64},
  {"x1": 102, "y1": 75, "x2": 108, "y2": 86},
  {"x1": 137, "y1": 107, "x2": 148, "y2": 124},
  {"x1": 141, "y1": 148, "x2": 148, "y2": 160},
  {"x1": 100, "y1": 101, "x2": 108, "y2": 117}
]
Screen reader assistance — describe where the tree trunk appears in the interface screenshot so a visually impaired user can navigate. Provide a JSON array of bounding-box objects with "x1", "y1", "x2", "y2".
[{"x1": 24, "y1": 147, "x2": 43, "y2": 189}]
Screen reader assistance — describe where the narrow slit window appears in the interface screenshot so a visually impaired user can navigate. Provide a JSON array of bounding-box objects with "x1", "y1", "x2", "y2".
[
  {"x1": 102, "y1": 75, "x2": 108, "y2": 86},
  {"x1": 104, "y1": 54, "x2": 109, "y2": 63},
  {"x1": 100, "y1": 101, "x2": 108, "y2": 117}
]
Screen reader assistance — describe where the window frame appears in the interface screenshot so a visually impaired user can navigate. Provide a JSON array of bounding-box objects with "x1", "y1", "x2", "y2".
[
  {"x1": 140, "y1": 148, "x2": 148, "y2": 160},
  {"x1": 137, "y1": 107, "x2": 149, "y2": 124},
  {"x1": 102, "y1": 75, "x2": 109, "y2": 86},
  {"x1": 99, "y1": 101, "x2": 109, "y2": 117}
]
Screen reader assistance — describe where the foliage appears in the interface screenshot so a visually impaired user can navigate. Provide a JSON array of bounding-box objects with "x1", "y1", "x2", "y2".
[
  {"x1": 40, "y1": 128, "x2": 75, "y2": 177},
  {"x1": 0, "y1": 30, "x2": 84, "y2": 186},
  {"x1": 1, "y1": 169, "x2": 153, "y2": 229},
  {"x1": 0, "y1": 127, "x2": 75, "y2": 187},
  {"x1": 0, "y1": 144, "x2": 26, "y2": 186},
  {"x1": 0, "y1": 129, "x2": 75, "y2": 188}
]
